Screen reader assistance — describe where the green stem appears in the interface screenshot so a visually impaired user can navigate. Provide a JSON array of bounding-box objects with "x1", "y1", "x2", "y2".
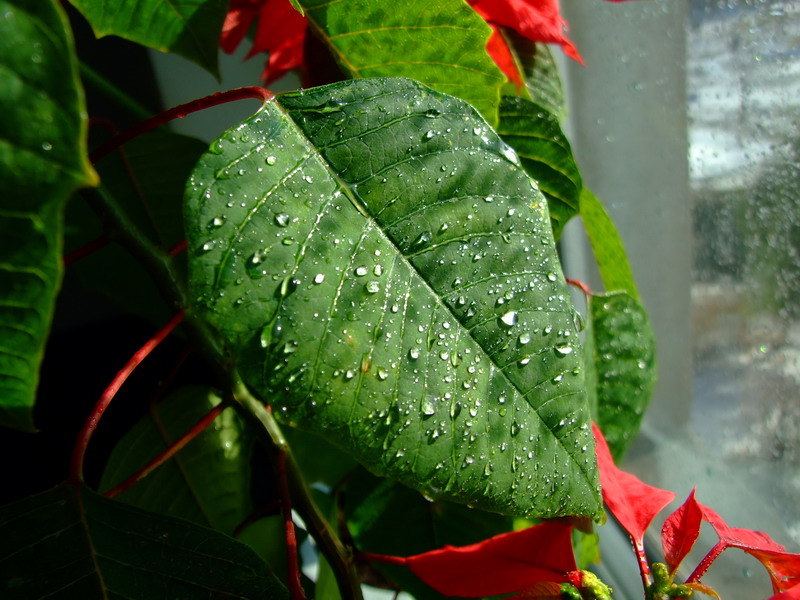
[{"x1": 79, "y1": 61, "x2": 152, "y2": 121}]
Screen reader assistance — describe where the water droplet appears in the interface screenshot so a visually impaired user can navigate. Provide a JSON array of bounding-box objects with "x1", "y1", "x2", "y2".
[
  {"x1": 41, "y1": 141, "x2": 52, "y2": 151},
  {"x1": 377, "y1": 367, "x2": 389, "y2": 380},
  {"x1": 519, "y1": 333, "x2": 531, "y2": 345},
  {"x1": 408, "y1": 348, "x2": 420, "y2": 360},
  {"x1": 547, "y1": 272, "x2": 557, "y2": 282},
  {"x1": 373, "y1": 264, "x2": 383, "y2": 276},
  {"x1": 365, "y1": 281, "x2": 380, "y2": 294},
  {"x1": 266, "y1": 156, "x2": 277, "y2": 165},
  {"x1": 344, "y1": 370, "x2": 355, "y2": 380},
  {"x1": 518, "y1": 357, "x2": 531, "y2": 366},
  {"x1": 439, "y1": 351, "x2": 450, "y2": 361},
  {"x1": 423, "y1": 398, "x2": 436, "y2": 415},
  {"x1": 281, "y1": 237, "x2": 296, "y2": 246},
  {"x1": 355, "y1": 266, "x2": 368, "y2": 276},
  {"x1": 313, "y1": 273, "x2": 325, "y2": 284},
  {"x1": 413, "y1": 231, "x2": 431, "y2": 248},
  {"x1": 554, "y1": 344, "x2": 573, "y2": 357},
  {"x1": 208, "y1": 216, "x2": 226, "y2": 229},
  {"x1": 274, "y1": 213, "x2": 290, "y2": 227},
  {"x1": 424, "y1": 130, "x2": 437, "y2": 140},
  {"x1": 499, "y1": 311, "x2": 518, "y2": 327}
]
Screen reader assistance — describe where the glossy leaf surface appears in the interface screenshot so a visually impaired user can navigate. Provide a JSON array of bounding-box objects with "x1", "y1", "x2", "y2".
[
  {"x1": 662, "y1": 489, "x2": 702, "y2": 575},
  {"x1": 0, "y1": 0, "x2": 96, "y2": 431},
  {"x1": 299, "y1": 0, "x2": 506, "y2": 126},
  {"x1": 586, "y1": 291, "x2": 656, "y2": 460},
  {"x1": 68, "y1": 0, "x2": 227, "y2": 75},
  {"x1": 0, "y1": 484, "x2": 286, "y2": 599},
  {"x1": 498, "y1": 96, "x2": 581, "y2": 239},
  {"x1": 185, "y1": 78, "x2": 601, "y2": 519},
  {"x1": 99, "y1": 386, "x2": 253, "y2": 535}
]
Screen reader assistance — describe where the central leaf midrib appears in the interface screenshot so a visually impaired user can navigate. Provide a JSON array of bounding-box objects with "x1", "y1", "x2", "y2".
[{"x1": 276, "y1": 94, "x2": 593, "y2": 487}]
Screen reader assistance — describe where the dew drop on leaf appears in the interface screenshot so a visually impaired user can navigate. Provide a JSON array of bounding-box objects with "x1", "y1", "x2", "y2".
[{"x1": 499, "y1": 311, "x2": 518, "y2": 327}]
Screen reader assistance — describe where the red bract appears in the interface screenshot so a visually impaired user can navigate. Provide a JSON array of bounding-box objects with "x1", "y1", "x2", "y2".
[
  {"x1": 592, "y1": 423, "x2": 675, "y2": 560},
  {"x1": 470, "y1": 0, "x2": 583, "y2": 64},
  {"x1": 689, "y1": 504, "x2": 800, "y2": 598},
  {"x1": 662, "y1": 488, "x2": 703, "y2": 575},
  {"x1": 221, "y1": 0, "x2": 307, "y2": 84},
  {"x1": 367, "y1": 521, "x2": 577, "y2": 598}
]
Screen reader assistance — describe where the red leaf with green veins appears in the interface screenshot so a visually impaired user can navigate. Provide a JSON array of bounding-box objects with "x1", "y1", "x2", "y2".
[
  {"x1": 404, "y1": 522, "x2": 577, "y2": 597},
  {"x1": 592, "y1": 423, "x2": 675, "y2": 545},
  {"x1": 662, "y1": 489, "x2": 703, "y2": 575}
]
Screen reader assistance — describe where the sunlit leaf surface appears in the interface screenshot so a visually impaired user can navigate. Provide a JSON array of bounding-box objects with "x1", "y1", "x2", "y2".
[{"x1": 185, "y1": 78, "x2": 601, "y2": 518}]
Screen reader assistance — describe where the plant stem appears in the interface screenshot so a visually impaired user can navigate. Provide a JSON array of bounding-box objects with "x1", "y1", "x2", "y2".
[
  {"x1": 685, "y1": 542, "x2": 725, "y2": 584},
  {"x1": 278, "y1": 450, "x2": 308, "y2": 600},
  {"x1": 69, "y1": 311, "x2": 185, "y2": 484},
  {"x1": 79, "y1": 61, "x2": 153, "y2": 121},
  {"x1": 89, "y1": 87, "x2": 273, "y2": 164},
  {"x1": 63, "y1": 233, "x2": 110, "y2": 265},
  {"x1": 103, "y1": 402, "x2": 226, "y2": 498},
  {"x1": 232, "y1": 380, "x2": 364, "y2": 600}
]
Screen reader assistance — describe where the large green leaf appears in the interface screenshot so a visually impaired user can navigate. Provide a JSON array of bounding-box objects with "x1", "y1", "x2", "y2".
[
  {"x1": 515, "y1": 39, "x2": 567, "y2": 123},
  {"x1": 300, "y1": 0, "x2": 506, "y2": 126},
  {"x1": 579, "y1": 188, "x2": 639, "y2": 301},
  {"x1": 99, "y1": 386, "x2": 253, "y2": 535},
  {"x1": 498, "y1": 96, "x2": 582, "y2": 239},
  {"x1": 185, "y1": 78, "x2": 601, "y2": 519},
  {"x1": 68, "y1": 0, "x2": 227, "y2": 76},
  {"x1": 585, "y1": 291, "x2": 656, "y2": 461},
  {"x1": 0, "y1": 0, "x2": 97, "y2": 432},
  {"x1": 0, "y1": 484, "x2": 287, "y2": 599}
]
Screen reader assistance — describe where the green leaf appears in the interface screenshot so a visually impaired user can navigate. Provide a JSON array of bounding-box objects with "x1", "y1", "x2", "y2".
[
  {"x1": 498, "y1": 96, "x2": 582, "y2": 239},
  {"x1": 579, "y1": 188, "x2": 639, "y2": 300},
  {"x1": 585, "y1": 291, "x2": 656, "y2": 461},
  {"x1": 0, "y1": 0, "x2": 97, "y2": 432},
  {"x1": 0, "y1": 483, "x2": 287, "y2": 599},
  {"x1": 345, "y1": 469, "x2": 512, "y2": 599},
  {"x1": 284, "y1": 427, "x2": 358, "y2": 489},
  {"x1": 514, "y1": 39, "x2": 567, "y2": 122},
  {"x1": 68, "y1": 0, "x2": 227, "y2": 76},
  {"x1": 185, "y1": 78, "x2": 601, "y2": 519},
  {"x1": 98, "y1": 386, "x2": 253, "y2": 534},
  {"x1": 65, "y1": 129, "x2": 207, "y2": 324},
  {"x1": 300, "y1": 0, "x2": 506, "y2": 126}
]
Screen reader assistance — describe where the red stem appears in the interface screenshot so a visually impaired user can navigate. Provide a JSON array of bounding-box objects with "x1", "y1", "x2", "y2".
[
  {"x1": 89, "y1": 87, "x2": 274, "y2": 165},
  {"x1": 104, "y1": 402, "x2": 226, "y2": 498},
  {"x1": 686, "y1": 541, "x2": 726, "y2": 584},
  {"x1": 566, "y1": 277, "x2": 592, "y2": 297},
  {"x1": 278, "y1": 450, "x2": 307, "y2": 600},
  {"x1": 63, "y1": 234, "x2": 111, "y2": 266},
  {"x1": 69, "y1": 311, "x2": 185, "y2": 484},
  {"x1": 360, "y1": 551, "x2": 408, "y2": 567},
  {"x1": 168, "y1": 239, "x2": 188, "y2": 257},
  {"x1": 633, "y1": 539, "x2": 652, "y2": 589}
]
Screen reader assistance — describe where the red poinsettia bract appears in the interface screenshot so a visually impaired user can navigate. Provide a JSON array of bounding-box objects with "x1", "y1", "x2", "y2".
[{"x1": 592, "y1": 423, "x2": 800, "y2": 599}]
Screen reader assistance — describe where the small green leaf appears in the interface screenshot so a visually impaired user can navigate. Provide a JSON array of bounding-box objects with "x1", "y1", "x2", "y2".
[
  {"x1": 498, "y1": 96, "x2": 582, "y2": 239},
  {"x1": 585, "y1": 291, "x2": 656, "y2": 461},
  {"x1": 185, "y1": 78, "x2": 601, "y2": 519},
  {"x1": 99, "y1": 386, "x2": 254, "y2": 535},
  {"x1": 68, "y1": 0, "x2": 227, "y2": 76},
  {"x1": 580, "y1": 188, "x2": 639, "y2": 301},
  {"x1": 0, "y1": 484, "x2": 287, "y2": 599},
  {"x1": 300, "y1": 0, "x2": 506, "y2": 126},
  {"x1": 0, "y1": 0, "x2": 97, "y2": 431}
]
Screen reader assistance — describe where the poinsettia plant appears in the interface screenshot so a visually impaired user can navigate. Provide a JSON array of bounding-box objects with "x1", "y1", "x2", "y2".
[{"x1": 0, "y1": 0, "x2": 793, "y2": 599}]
